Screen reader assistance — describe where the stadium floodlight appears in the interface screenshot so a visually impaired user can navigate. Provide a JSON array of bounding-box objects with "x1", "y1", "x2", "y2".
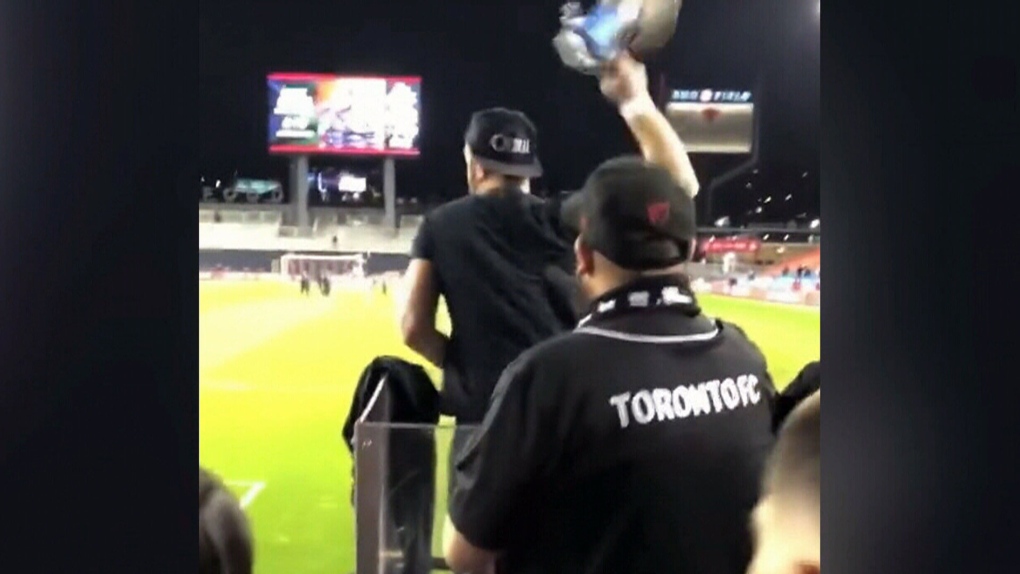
[
  {"x1": 809, "y1": 218, "x2": 820, "y2": 229},
  {"x1": 279, "y1": 253, "x2": 368, "y2": 282}
]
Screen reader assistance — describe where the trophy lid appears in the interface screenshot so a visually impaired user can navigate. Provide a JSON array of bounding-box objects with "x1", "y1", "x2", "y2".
[{"x1": 628, "y1": 0, "x2": 682, "y2": 56}]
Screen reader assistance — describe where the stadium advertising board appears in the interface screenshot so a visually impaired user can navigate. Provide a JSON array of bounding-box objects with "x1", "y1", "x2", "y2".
[
  {"x1": 665, "y1": 89, "x2": 754, "y2": 154},
  {"x1": 267, "y1": 73, "x2": 421, "y2": 156},
  {"x1": 703, "y1": 237, "x2": 761, "y2": 254},
  {"x1": 231, "y1": 179, "x2": 285, "y2": 203},
  {"x1": 201, "y1": 178, "x2": 285, "y2": 204}
]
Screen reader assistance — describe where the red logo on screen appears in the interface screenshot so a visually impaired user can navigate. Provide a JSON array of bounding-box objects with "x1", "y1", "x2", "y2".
[
  {"x1": 647, "y1": 202, "x2": 670, "y2": 225},
  {"x1": 701, "y1": 108, "x2": 721, "y2": 123}
]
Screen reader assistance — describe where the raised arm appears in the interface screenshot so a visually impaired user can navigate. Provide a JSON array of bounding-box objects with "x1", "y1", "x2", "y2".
[{"x1": 600, "y1": 54, "x2": 700, "y2": 198}]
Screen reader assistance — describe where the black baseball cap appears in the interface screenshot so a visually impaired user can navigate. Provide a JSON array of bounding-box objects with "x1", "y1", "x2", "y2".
[
  {"x1": 561, "y1": 156, "x2": 697, "y2": 270},
  {"x1": 464, "y1": 108, "x2": 543, "y2": 178}
]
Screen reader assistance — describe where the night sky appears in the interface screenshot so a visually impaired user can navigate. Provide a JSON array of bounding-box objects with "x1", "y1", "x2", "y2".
[{"x1": 200, "y1": 0, "x2": 819, "y2": 224}]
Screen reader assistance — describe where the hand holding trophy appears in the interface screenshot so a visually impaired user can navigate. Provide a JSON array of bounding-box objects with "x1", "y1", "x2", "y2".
[
  {"x1": 598, "y1": 52, "x2": 650, "y2": 106},
  {"x1": 553, "y1": 0, "x2": 682, "y2": 76}
]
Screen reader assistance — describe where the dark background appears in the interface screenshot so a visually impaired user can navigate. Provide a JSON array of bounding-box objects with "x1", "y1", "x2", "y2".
[
  {"x1": 1, "y1": 0, "x2": 1012, "y2": 572},
  {"x1": 200, "y1": 0, "x2": 819, "y2": 224}
]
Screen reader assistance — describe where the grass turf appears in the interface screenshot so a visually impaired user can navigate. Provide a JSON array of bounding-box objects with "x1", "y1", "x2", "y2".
[{"x1": 199, "y1": 281, "x2": 819, "y2": 574}]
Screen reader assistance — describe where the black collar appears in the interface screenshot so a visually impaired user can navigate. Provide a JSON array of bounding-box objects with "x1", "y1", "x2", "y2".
[{"x1": 577, "y1": 275, "x2": 702, "y2": 327}]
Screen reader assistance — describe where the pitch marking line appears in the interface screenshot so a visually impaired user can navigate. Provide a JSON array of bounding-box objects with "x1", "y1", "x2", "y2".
[
  {"x1": 707, "y1": 294, "x2": 821, "y2": 312},
  {"x1": 225, "y1": 480, "x2": 266, "y2": 509}
]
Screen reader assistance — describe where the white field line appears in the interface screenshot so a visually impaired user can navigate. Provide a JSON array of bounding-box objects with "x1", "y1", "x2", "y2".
[{"x1": 225, "y1": 480, "x2": 266, "y2": 509}]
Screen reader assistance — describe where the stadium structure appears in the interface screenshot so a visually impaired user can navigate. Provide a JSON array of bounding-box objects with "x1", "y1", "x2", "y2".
[
  {"x1": 198, "y1": 72, "x2": 819, "y2": 574},
  {"x1": 201, "y1": 82, "x2": 819, "y2": 307}
]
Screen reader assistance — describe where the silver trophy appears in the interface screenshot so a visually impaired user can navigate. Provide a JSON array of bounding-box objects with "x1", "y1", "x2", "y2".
[{"x1": 553, "y1": 0, "x2": 682, "y2": 75}]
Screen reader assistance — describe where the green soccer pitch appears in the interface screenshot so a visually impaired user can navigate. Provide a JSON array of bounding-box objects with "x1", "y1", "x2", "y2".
[{"x1": 199, "y1": 280, "x2": 819, "y2": 574}]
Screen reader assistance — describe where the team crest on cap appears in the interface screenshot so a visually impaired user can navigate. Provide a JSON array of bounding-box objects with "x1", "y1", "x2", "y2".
[
  {"x1": 490, "y1": 134, "x2": 531, "y2": 155},
  {"x1": 647, "y1": 201, "x2": 670, "y2": 225}
]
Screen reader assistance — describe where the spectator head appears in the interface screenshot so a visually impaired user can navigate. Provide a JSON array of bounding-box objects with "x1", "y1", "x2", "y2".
[
  {"x1": 561, "y1": 156, "x2": 697, "y2": 302},
  {"x1": 200, "y1": 467, "x2": 254, "y2": 574},
  {"x1": 463, "y1": 108, "x2": 542, "y2": 194},
  {"x1": 748, "y1": 391, "x2": 820, "y2": 574}
]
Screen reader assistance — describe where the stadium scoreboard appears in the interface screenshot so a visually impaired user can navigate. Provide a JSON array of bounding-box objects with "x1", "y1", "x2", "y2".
[
  {"x1": 665, "y1": 88, "x2": 755, "y2": 154},
  {"x1": 267, "y1": 73, "x2": 421, "y2": 157},
  {"x1": 671, "y1": 89, "x2": 752, "y2": 104}
]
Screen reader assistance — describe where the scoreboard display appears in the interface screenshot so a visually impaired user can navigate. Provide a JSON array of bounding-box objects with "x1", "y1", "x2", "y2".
[
  {"x1": 267, "y1": 73, "x2": 421, "y2": 157},
  {"x1": 665, "y1": 89, "x2": 755, "y2": 154}
]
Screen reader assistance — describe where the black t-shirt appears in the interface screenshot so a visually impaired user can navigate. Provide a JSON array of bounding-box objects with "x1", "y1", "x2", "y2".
[
  {"x1": 773, "y1": 361, "x2": 820, "y2": 431},
  {"x1": 410, "y1": 188, "x2": 575, "y2": 422},
  {"x1": 448, "y1": 276, "x2": 777, "y2": 574}
]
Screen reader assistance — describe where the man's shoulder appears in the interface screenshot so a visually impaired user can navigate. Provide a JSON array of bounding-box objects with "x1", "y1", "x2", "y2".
[
  {"x1": 490, "y1": 331, "x2": 589, "y2": 404},
  {"x1": 714, "y1": 318, "x2": 770, "y2": 366},
  {"x1": 705, "y1": 318, "x2": 767, "y2": 377},
  {"x1": 507, "y1": 329, "x2": 595, "y2": 372},
  {"x1": 425, "y1": 195, "x2": 475, "y2": 222}
]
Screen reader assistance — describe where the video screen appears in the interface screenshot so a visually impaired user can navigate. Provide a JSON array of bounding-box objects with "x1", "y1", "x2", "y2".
[
  {"x1": 268, "y1": 74, "x2": 421, "y2": 156},
  {"x1": 306, "y1": 168, "x2": 382, "y2": 207},
  {"x1": 665, "y1": 89, "x2": 755, "y2": 154}
]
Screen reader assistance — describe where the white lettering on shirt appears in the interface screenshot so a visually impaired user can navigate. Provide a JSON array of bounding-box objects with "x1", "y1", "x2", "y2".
[
  {"x1": 720, "y1": 378, "x2": 741, "y2": 409},
  {"x1": 609, "y1": 374, "x2": 764, "y2": 428},
  {"x1": 628, "y1": 291, "x2": 650, "y2": 308},
  {"x1": 609, "y1": 392, "x2": 632, "y2": 428},
  {"x1": 652, "y1": 389, "x2": 676, "y2": 421},
  {"x1": 631, "y1": 390, "x2": 655, "y2": 424},
  {"x1": 703, "y1": 380, "x2": 724, "y2": 411}
]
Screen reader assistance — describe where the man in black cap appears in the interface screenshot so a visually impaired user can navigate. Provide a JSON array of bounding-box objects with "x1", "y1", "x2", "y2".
[
  {"x1": 399, "y1": 54, "x2": 699, "y2": 425},
  {"x1": 443, "y1": 156, "x2": 777, "y2": 574}
]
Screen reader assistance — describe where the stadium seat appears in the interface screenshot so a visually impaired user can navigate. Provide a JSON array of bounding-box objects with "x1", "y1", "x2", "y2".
[{"x1": 761, "y1": 247, "x2": 820, "y2": 276}]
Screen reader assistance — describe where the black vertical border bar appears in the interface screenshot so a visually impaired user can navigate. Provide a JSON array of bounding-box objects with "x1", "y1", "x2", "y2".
[
  {"x1": 0, "y1": 0, "x2": 198, "y2": 571},
  {"x1": 824, "y1": 0, "x2": 1015, "y2": 572}
]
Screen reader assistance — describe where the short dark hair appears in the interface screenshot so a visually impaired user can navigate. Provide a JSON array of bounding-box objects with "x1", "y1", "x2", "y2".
[
  {"x1": 479, "y1": 171, "x2": 527, "y2": 188},
  {"x1": 764, "y1": 391, "x2": 820, "y2": 506},
  {"x1": 200, "y1": 468, "x2": 254, "y2": 574}
]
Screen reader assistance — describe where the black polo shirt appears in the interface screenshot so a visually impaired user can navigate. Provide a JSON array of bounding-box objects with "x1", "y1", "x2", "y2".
[
  {"x1": 773, "y1": 361, "x2": 820, "y2": 431},
  {"x1": 410, "y1": 188, "x2": 575, "y2": 423},
  {"x1": 448, "y1": 276, "x2": 777, "y2": 574}
]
